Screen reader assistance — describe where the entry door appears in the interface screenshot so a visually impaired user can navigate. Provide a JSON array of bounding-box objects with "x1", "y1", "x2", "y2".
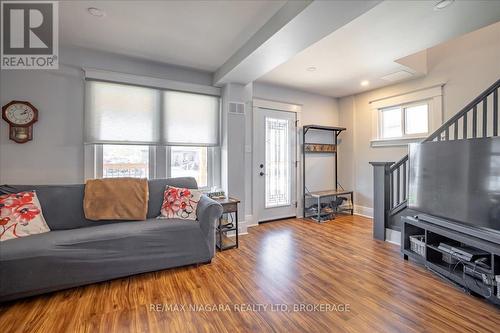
[{"x1": 254, "y1": 108, "x2": 297, "y2": 222}]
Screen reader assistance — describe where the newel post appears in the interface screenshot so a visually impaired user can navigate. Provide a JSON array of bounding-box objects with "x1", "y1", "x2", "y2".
[{"x1": 370, "y1": 162, "x2": 394, "y2": 241}]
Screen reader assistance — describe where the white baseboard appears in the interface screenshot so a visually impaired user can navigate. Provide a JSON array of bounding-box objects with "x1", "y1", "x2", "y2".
[
  {"x1": 233, "y1": 215, "x2": 257, "y2": 236},
  {"x1": 385, "y1": 228, "x2": 401, "y2": 245},
  {"x1": 354, "y1": 205, "x2": 373, "y2": 218}
]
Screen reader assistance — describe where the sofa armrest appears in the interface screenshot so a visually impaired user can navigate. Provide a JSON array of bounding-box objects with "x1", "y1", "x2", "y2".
[{"x1": 197, "y1": 195, "x2": 223, "y2": 258}]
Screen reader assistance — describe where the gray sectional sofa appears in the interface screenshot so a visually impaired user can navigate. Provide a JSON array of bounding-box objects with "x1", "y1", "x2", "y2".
[{"x1": 0, "y1": 177, "x2": 223, "y2": 302}]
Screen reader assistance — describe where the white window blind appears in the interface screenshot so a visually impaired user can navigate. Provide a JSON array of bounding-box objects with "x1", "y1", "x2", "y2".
[
  {"x1": 163, "y1": 91, "x2": 220, "y2": 146},
  {"x1": 85, "y1": 80, "x2": 220, "y2": 146},
  {"x1": 85, "y1": 81, "x2": 160, "y2": 144}
]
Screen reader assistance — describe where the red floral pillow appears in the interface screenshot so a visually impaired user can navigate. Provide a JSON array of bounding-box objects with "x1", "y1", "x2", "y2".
[
  {"x1": 0, "y1": 191, "x2": 50, "y2": 242},
  {"x1": 158, "y1": 186, "x2": 202, "y2": 220}
]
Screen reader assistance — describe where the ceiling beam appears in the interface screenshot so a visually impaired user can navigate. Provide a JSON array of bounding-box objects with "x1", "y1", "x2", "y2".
[{"x1": 214, "y1": 0, "x2": 382, "y2": 86}]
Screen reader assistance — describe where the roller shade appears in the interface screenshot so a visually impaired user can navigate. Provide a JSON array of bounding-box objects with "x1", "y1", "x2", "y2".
[
  {"x1": 85, "y1": 81, "x2": 160, "y2": 144},
  {"x1": 163, "y1": 91, "x2": 220, "y2": 146},
  {"x1": 85, "y1": 80, "x2": 220, "y2": 146}
]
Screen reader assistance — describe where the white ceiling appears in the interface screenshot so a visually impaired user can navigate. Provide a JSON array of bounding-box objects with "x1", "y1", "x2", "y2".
[
  {"x1": 257, "y1": 0, "x2": 500, "y2": 97},
  {"x1": 60, "y1": 0, "x2": 286, "y2": 71}
]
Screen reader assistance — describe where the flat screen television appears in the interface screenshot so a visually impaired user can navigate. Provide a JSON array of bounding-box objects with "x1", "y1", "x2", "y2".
[{"x1": 408, "y1": 137, "x2": 500, "y2": 238}]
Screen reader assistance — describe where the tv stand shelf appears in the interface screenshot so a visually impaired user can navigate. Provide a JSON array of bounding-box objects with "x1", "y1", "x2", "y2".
[{"x1": 401, "y1": 216, "x2": 500, "y2": 306}]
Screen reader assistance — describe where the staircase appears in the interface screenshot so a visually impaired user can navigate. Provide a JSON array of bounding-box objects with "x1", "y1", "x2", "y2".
[{"x1": 371, "y1": 78, "x2": 500, "y2": 240}]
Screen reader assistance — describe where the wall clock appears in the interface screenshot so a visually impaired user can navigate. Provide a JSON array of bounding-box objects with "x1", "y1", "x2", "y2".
[{"x1": 2, "y1": 101, "x2": 38, "y2": 143}]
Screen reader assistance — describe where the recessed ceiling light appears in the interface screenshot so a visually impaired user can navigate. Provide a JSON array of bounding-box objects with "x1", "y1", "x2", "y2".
[
  {"x1": 306, "y1": 66, "x2": 317, "y2": 72},
  {"x1": 88, "y1": 7, "x2": 106, "y2": 18},
  {"x1": 360, "y1": 80, "x2": 369, "y2": 87},
  {"x1": 434, "y1": 0, "x2": 454, "y2": 10}
]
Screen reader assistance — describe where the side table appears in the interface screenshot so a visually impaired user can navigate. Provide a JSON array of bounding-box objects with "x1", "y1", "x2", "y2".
[{"x1": 213, "y1": 197, "x2": 240, "y2": 251}]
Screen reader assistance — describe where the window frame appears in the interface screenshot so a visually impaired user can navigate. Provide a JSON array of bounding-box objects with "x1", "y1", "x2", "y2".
[
  {"x1": 369, "y1": 84, "x2": 443, "y2": 147},
  {"x1": 88, "y1": 144, "x2": 219, "y2": 190},
  {"x1": 379, "y1": 100, "x2": 430, "y2": 140}
]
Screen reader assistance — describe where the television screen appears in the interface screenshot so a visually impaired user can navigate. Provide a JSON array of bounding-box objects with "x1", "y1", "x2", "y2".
[{"x1": 408, "y1": 137, "x2": 500, "y2": 233}]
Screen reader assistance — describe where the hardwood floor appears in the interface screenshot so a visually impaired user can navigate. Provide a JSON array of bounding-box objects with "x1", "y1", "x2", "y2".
[{"x1": 1, "y1": 215, "x2": 499, "y2": 332}]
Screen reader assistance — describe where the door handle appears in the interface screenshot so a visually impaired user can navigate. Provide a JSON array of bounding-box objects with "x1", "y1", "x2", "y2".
[{"x1": 259, "y1": 172, "x2": 265, "y2": 176}]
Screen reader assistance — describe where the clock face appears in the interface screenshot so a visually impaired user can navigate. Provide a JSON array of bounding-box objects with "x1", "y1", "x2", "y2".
[{"x1": 4, "y1": 103, "x2": 36, "y2": 125}]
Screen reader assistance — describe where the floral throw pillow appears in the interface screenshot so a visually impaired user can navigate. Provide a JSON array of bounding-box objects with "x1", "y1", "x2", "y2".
[
  {"x1": 158, "y1": 186, "x2": 202, "y2": 221},
  {"x1": 0, "y1": 191, "x2": 50, "y2": 242}
]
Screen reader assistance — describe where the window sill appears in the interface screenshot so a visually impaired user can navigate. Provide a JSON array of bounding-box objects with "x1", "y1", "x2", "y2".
[{"x1": 370, "y1": 136, "x2": 426, "y2": 147}]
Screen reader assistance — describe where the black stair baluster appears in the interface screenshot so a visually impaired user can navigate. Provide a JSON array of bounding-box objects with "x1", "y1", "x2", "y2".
[
  {"x1": 454, "y1": 120, "x2": 458, "y2": 140},
  {"x1": 472, "y1": 106, "x2": 477, "y2": 138},
  {"x1": 445, "y1": 127, "x2": 449, "y2": 141},
  {"x1": 494, "y1": 89, "x2": 498, "y2": 136},
  {"x1": 483, "y1": 97, "x2": 488, "y2": 137}
]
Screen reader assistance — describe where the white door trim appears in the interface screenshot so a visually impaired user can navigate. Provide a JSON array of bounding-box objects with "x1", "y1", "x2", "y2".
[
  {"x1": 252, "y1": 99, "x2": 302, "y2": 221},
  {"x1": 253, "y1": 98, "x2": 302, "y2": 113}
]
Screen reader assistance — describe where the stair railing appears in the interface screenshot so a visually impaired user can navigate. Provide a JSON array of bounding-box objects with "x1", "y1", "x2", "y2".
[{"x1": 371, "y1": 78, "x2": 500, "y2": 240}]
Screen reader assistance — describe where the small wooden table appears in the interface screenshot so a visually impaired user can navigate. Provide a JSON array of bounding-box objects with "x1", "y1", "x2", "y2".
[{"x1": 213, "y1": 197, "x2": 240, "y2": 251}]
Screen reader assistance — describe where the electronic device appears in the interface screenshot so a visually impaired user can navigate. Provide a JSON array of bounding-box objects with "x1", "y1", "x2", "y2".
[
  {"x1": 408, "y1": 137, "x2": 500, "y2": 239},
  {"x1": 464, "y1": 266, "x2": 495, "y2": 286},
  {"x1": 437, "y1": 243, "x2": 489, "y2": 262},
  {"x1": 206, "y1": 191, "x2": 225, "y2": 199}
]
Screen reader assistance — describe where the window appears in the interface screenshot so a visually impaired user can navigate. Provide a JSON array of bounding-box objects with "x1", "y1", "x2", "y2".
[
  {"x1": 170, "y1": 147, "x2": 208, "y2": 187},
  {"x1": 265, "y1": 117, "x2": 291, "y2": 208},
  {"x1": 380, "y1": 106, "x2": 403, "y2": 138},
  {"x1": 85, "y1": 80, "x2": 220, "y2": 188},
  {"x1": 103, "y1": 145, "x2": 149, "y2": 178},
  {"x1": 405, "y1": 103, "x2": 429, "y2": 135},
  {"x1": 370, "y1": 85, "x2": 442, "y2": 147},
  {"x1": 380, "y1": 101, "x2": 429, "y2": 139}
]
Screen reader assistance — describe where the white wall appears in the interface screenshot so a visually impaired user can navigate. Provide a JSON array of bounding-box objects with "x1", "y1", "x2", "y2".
[
  {"x1": 0, "y1": 67, "x2": 85, "y2": 184},
  {"x1": 338, "y1": 22, "x2": 500, "y2": 214},
  {"x1": 221, "y1": 83, "x2": 247, "y2": 221},
  {"x1": 0, "y1": 46, "x2": 213, "y2": 184}
]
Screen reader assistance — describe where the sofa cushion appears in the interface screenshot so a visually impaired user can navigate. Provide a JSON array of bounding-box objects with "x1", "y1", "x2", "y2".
[
  {"x1": 0, "y1": 218, "x2": 203, "y2": 260},
  {"x1": 0, "y1": 217, "x2": 212, "y2": 301}
]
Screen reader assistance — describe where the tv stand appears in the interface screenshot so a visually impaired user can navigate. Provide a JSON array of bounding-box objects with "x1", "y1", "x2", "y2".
[{"x1": 401, "y1": 216, "x2": 500, "y2": 306}]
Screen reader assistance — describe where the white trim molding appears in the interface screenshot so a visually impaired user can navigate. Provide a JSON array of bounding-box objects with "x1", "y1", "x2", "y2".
[
  {"x1": 253, "y1": 98, "x2": 302, "y2": 113},
  {"x1": 227, "y1": 215, "x2": 258, "y2": 236},
  {"x1": 83, "y1": 67, "x2": 220, "y2": 96},
  {"x1": 370, "y1": 136, "x2": 426, "y2": 148},
  {"x1": 354, "y1": 205, "x2": 373, "y2": 218},
  {"x1": 385, "y1": 229, "x2": 401, "y2": 245},
  {"x1": 369, "y1": 84, "x2": 444, "y2": 109},
  {"x1": 370, "y1": 84, "x2": 444, "y2": 147}
]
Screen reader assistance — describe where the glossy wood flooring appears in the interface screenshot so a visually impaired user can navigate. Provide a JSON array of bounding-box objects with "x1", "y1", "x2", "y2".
[{"x1": 1, "y1": 215, "x2": 499, "y2": 332}]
